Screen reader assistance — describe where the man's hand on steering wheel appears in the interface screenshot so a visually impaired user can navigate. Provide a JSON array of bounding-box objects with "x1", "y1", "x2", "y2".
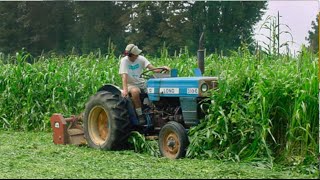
[
  {"x1": 160, "y1": 66, "x2": 170, "y2": 73},
  {"x1": 152, "y1": 66, "x2": 170, "y2": 73},
  {"x1": 140, "y1": 67, "x2": 170, "y2": 79}
]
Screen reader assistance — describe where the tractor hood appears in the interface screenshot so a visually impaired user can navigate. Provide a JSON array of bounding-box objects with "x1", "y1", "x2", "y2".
[{"x1": 146, "y1": 76, "x2": 218, "y2": 101}]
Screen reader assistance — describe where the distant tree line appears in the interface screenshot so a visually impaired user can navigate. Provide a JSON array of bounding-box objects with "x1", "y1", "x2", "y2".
[
  {"x1": 306, "y1": 13, "x2": 319, "y2": 54},
  {"x1": 0, "y1": 1, "x2": 267, "y2": 57}
]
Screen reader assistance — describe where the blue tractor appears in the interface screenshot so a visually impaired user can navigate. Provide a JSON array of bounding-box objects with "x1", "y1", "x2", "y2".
[{"x1": 82, "y1": 68, "x2": 218, "y2": 159}]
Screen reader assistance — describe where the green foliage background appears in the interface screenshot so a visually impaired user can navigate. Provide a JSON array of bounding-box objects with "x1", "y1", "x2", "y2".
[{"x1": 0, "y1": 46, "x2": 318, "y2": 170}]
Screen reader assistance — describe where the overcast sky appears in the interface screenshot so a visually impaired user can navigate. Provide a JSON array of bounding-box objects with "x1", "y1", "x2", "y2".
[{"x1": 253, "y1": 0, "x2": 319, "y2": 55}]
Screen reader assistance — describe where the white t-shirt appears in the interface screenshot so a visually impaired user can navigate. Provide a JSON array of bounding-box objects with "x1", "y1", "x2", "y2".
[{"x1": 119, "y1": 55, "x2": 151, "y2": 87}]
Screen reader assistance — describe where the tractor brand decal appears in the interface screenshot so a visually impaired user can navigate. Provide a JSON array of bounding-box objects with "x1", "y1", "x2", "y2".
[
  {"x1": 187, "y1": 88, "x2": 198, "y2": 94},
  {"x1": 160, "y1": 88, "x2": 179, "y2": 94},
  {"x1": 147, "y1": 88, "x2": 154, "y2": 93}
]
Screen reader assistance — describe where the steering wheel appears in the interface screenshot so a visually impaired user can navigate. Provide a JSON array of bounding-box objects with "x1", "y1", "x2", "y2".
[{"x1": 140, "y1": 67, "x2": 169, "y2": 79}]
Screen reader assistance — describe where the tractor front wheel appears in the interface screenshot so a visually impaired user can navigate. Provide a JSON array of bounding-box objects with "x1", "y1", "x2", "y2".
[{"x1": 159, "y1": 121, "x2": 189, "y2": 159}]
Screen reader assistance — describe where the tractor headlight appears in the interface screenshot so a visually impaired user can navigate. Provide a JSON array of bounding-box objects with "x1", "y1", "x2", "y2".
[{"x1": 200, "y1": 83, "x2": 208, "y2": 92}]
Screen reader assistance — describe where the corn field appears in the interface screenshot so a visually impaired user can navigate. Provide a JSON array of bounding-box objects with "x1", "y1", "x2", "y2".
[{"x1": 0, "y1": 47, "x2": 318, "y2": 167}]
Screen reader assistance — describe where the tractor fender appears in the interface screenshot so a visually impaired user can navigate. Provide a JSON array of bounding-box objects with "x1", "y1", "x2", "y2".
[{"x1": 98, "y1": 84, "x2": 122, "y2": 96}]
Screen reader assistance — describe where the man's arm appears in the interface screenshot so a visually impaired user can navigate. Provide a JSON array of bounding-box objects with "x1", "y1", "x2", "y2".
[
  {"x1": 119, "y1": 57, "x2": 129, "y2": 97},
  {"x1": 121, "y1": 73, "x2": 129, "y2": 97},
  {"x1": 146, "y1": 64, "x2": 170, "y2": 73}
]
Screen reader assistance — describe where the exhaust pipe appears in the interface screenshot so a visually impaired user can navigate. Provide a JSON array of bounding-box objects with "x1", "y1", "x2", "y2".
[{"x1": 197, "y1": 32, "x2": 205, "y2": 74}]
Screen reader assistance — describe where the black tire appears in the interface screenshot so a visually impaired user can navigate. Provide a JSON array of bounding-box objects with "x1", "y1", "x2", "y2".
[
  {"x1": 159, "y1": 121, "x2": 189, "y2": 159},
  {"x1": 83, "y1": 91, "x2": 130, "y2": 150}
]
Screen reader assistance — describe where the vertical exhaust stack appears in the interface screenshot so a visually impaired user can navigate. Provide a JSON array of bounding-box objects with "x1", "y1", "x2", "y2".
[{"x1": 197, "y1": 32, "x2": 205, "y2": 74}]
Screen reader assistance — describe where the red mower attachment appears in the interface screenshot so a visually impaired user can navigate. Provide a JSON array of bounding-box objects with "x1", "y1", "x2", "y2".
[{"x1": 50, "y1": 113, "x2": 86, "y2": 146}]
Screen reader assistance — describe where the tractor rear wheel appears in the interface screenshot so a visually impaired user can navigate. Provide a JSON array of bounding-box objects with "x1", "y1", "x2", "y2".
[
  {"x1": 159, "y1": 121, "x2": 189, "y2": 159},
  {"x1": 83, "y1": 91, "x2": 130, "y2": 150}
]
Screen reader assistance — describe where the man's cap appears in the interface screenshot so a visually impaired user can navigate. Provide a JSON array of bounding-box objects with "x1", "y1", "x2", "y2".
[
  {"x1": 125, "y1": 44, "x2": 135, "y2": 52},
  {"x1": 125, "y1": 44, "x2": 142, "y2": 55}
]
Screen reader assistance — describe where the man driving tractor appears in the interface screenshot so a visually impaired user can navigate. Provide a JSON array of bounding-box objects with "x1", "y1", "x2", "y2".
[{"x1": 119, "y1": 44, "x2": 170, "y2": 125}]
